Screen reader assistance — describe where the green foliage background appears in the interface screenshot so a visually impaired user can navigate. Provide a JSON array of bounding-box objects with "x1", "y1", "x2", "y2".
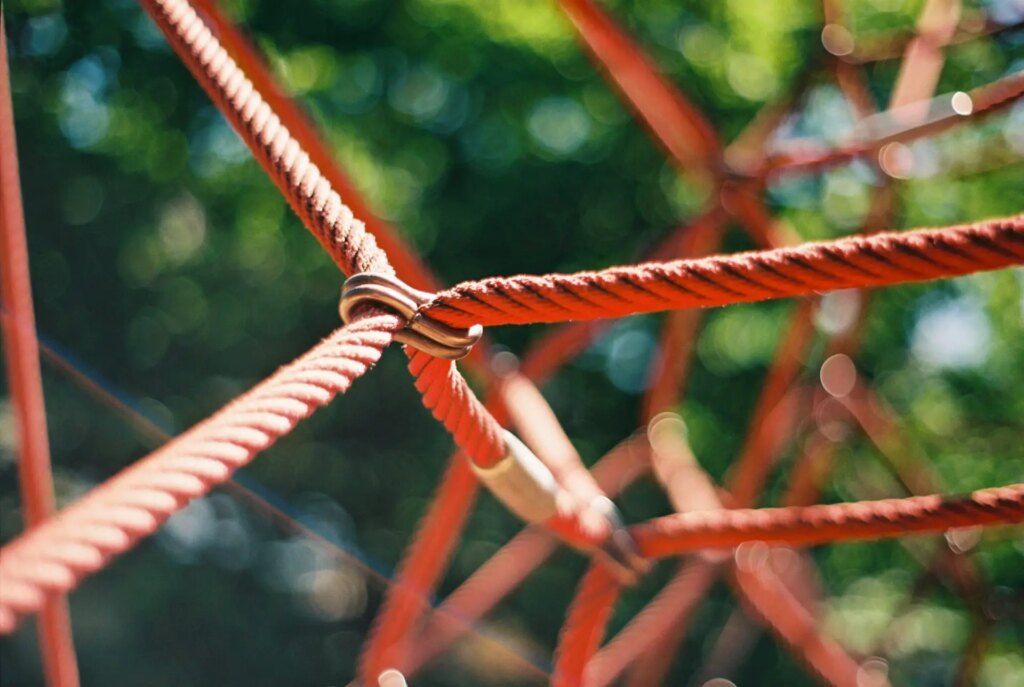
[{"x1": 1, "y1": 0, "x2": 1023, "y2": 685}]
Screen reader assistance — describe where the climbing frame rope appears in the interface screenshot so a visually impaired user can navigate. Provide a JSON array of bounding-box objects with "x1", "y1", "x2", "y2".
[{"x1": 1, "y1": 1, "x2": 1022, "y2": 686}]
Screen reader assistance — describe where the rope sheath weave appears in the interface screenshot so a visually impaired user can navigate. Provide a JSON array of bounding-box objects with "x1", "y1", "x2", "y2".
[
  {"x1": 424, "y1": 215, "x2": 1024, "y2": 328},
  {"x1": 0, "y1": 316, "x2": 398, "y2": 632}
]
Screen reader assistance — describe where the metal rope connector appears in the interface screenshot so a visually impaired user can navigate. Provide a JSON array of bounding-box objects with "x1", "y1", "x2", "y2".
[
  {"x1": 471, "y1": 430, "x2": 560, "y2": 524},
  {"x1": 340, "y1": 272, "x2": 483, "y2": 360},
  {"x1": 590, "y1": 496, "x2": 650, "y2": 585}
]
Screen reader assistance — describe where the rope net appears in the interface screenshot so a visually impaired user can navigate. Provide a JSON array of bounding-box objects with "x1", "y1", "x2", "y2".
[{"x1": 1, "y1": 0, "x2": 1021, "y2": 685}]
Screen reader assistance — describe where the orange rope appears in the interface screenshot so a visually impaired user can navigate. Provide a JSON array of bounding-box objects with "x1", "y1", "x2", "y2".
[
  {"x1": 402, "y1": 434, "x2": 650, "y2": 676},
  {"x1": 359, "y1": 456, "x2": 479, "y2": 683},
  {"x1": 188, "y1": 0, "x2": 442, "y2": 294},
  {"x1": 633, "y1": 484, "x2": 1024, "y2": 557},
  {"x1": 730, "y1": 555, "x2": 863, "y2": 687},
  {"x1": 424, "y1": 215, "x2": 1024, "y2": 327},
  {"x1": 587, "y1": 560, "x2": 719, "y2": 687},
  {"x1": 137, "y1": 0, "x2": 390, "y2": 276},
  {"x1": 0, "y1": 316, "x2": 399, "y2": 632},
  {"x1": 556, "y1": 0, "x2": 721, "y2": 181},
  {"x1": 765, "y1": 70, "x2": 1024, "y2": 176},
  {"x1": 552, "y1": 563, "x2": 621, "y2": 687},
  {"x1": 0, "y1": 19, "x2": 81, "y2": 685}
]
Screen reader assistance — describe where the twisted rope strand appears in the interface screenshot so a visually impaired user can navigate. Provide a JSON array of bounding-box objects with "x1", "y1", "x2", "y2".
[
  {"x1": 424, "y1": 214, "x2": 1024, "y2": 327},
  {"x1": 138, "y1": 0, "x2": 390, "y2": 277},
  {"x1": 556, "y1": 0, "x2": 721, "y2": 178},
  {"x1": 633, "y1": 484, "x2": 1024, "y2": 558},
  {"x1": 188, "y1": 0, "x2": 441, "y2": 294},
  {"x1": 0, "y1": 316, "x2": 399, "y2": 633}
]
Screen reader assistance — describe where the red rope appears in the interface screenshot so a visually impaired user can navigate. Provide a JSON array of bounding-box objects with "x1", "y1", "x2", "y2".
[
  {"x1": 424, "y1": 215, "x2": 1024, "y2": 327},
  {"x1": 406, "y1": 351, "x2": 505, "y2": 468},
  {"x1": 725, "y1": 301, "x2": 816, "y2": 508},
  {"x1": 0, "y1": 19, "x2": 81, "y2": 685},
  {"x1": 552, "y1": 563, "x2": 621, "y2": 687},
  {"x1": 402, "y1": 434, "x2": 650, "y2": 677},
  {"x1": 765, "y1": 70, "x2": 1024, "y2": 176},
  {"x1": 633, "y1": 484, "x2": 1024, "y2": 557},
  {"x1": 556, "y1": 0, "x2": 721, "y2": 181},
  {"x1": 730, "y1": 554, "x2": 864, "y2": 687},
  {"x1": 138, "y1": 0, "x2": 390, "y2": 277},
  {"x1": 359, "y1": 455, "x2": 479, "y2": 683},
  {"x1": 188, "y1": 0, "x2": 442, "y2": 294},
  {"x1": 587, "y1": 561, "x2": 719, "y2": 687},
  {"x1": 0, "y1": 316, "x2": 399, "y2": 632}
]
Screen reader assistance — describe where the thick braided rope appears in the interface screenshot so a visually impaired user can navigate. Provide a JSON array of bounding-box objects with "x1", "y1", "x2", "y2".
[
  {"x1": 141, "y1": 0, "x2": 508, "y2": 472},
  {"x1": 633, "y1": 484, "x2": 1024, "y2": 557},
  {"x1": 138, "y1": 0, "x2": 390, "y2": 277},
  {"x1": 406, "y1": 351, "x2": 505, "y2": 467},
  {"x1": 424, "y1": 215, "x2": 1024, "y2": 328},
  {"x1": 0, "y1": 316, "x2": 399, "y2": 633}
]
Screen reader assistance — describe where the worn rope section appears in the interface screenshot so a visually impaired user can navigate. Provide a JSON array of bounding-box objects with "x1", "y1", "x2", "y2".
[
  {"x1": 0, "y1": 18, "x2": 81, "y2": 685},
  {"x1": 0, "y1": 316, "x2": 399, "y2": 632},
  {"x1": 633, "y1": 484, "x2": 1024, "y2": 557},
  {"x1": 424, "y1": 214, "x2": 1024, "y2": 327}
]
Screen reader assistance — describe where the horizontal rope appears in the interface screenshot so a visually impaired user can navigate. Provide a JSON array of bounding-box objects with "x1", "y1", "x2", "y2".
[
  {"x1": 633, "y1": 484, "x2": 1024, "y2": 558},
  {"x1": 423, "y1": 214, "x2": 1024, "y2": 328},
  {"x1": 0, "y1": 315, "x2": 398, "y2": 633}
]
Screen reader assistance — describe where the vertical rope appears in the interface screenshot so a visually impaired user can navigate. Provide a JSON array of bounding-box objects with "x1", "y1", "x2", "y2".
[{"x1": 0, "y1": 18, "x2": 81, "y2": 686}]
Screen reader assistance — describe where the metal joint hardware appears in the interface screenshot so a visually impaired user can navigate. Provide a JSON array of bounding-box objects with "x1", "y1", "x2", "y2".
[
  {"x1": 591, "y1": 496, "x2": 650, "y2": 585},
  {"x1": 340, "y1": 272, "x2": 483, "y2": 360}
]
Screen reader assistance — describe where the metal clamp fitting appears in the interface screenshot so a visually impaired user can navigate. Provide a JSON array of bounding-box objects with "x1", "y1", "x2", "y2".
[
  {"x1": 590, "y1": 496, "x2": 650, "y2": 584},
  {"x1": 471, "y1": 430, "x2": 560, "y2": 523},
  {"x1": 339, "y1": 272, "x2": 483, "y2": 360}
]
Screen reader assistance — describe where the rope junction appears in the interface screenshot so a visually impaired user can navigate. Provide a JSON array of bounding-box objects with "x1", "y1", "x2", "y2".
[{"x1": 1, "y1": 0, "x2": 1022, "y2": 685}]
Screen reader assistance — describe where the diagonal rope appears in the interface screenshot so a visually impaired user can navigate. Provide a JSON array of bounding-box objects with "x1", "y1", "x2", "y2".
[{"x1": 0, "y1": 315, "x2": 399, "y2": 632}]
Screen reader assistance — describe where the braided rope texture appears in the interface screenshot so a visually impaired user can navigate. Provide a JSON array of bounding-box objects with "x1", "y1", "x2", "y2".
[
  {"x1": 0, "y1": 316, "x2": 398, "y2": 632},
  {"x1": 139, "y1": 0, "x2": 390, "y2": 277},
  {"x1": 406, "y1": 350, "x2": 505, "y2": 467},
  {"x1": 633, "y1": 484, "x2": 1024, "y2": 557},
  {"x1": 426, "y1": 215, "x2": 1024, "y2": 327}
]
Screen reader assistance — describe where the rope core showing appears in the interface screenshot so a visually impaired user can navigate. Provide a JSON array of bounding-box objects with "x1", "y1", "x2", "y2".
[{"x1": 340, "y1": 272, "x2": 482, "y2": 360}]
